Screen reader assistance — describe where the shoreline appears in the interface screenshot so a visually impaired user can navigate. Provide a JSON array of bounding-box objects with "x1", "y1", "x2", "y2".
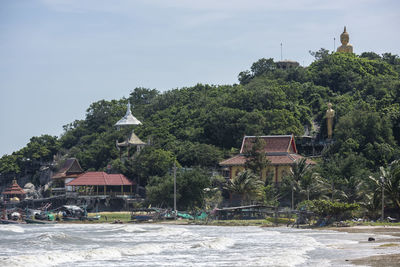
[{"x1": 323, "y1": 226, "x2": 400, "y2": 267}]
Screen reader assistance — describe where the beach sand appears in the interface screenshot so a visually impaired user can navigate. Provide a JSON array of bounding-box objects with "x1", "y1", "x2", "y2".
[{"x1": 325, "y1": 226, "x2": 400, "y2": 267}]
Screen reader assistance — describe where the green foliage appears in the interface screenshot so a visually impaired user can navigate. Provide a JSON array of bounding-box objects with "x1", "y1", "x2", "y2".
[
  {"x1": 0, "y1": 154, "x2": 20, "y2": 174},
  {"x1": 309, "y1": 52, "x2": 396, "y2": 94},
  {"x1": 146, "y1": 168, "x2": 210, "y2": 210},
  {"x1": 132, "y1": 146, "x2": 176, "y2": 187},
  {"x1": 301, "y1": 199, "x2": 359, "y2": 220},
  {"x1": 244, "y1": 137, "x2": 270, "y2": 176},
  {"x1": 369, "y1": 160, "x2": 400, "y2": 212},
  {"x1": 224, "y1": 170, "x2": 264, "y2": 205},
  {"x1": 1, "y1": 50, "x2": 400, "y2": 216}
]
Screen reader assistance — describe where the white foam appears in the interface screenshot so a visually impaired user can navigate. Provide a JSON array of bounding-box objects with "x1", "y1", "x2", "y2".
[
  {"x1": 0, "y1": 243, "x2": 164, "y2": 267},
  {"x1": 191, "y1": 237, "x2": 235, "y2": 250},
  {"x1": 0, "y1": 225, "x2": 25, "y2": 233},
  {"x1": 121, "y1": 224, "x2": 147, "y2": 233}
]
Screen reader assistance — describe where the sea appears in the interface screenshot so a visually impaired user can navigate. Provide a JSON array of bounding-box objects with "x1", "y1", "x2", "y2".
[{"x1": 0, "y1": 224, "x2": 398, "y2": 267}]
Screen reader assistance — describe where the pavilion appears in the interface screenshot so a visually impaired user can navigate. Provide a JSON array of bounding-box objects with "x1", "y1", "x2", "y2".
[
  {"x1": 66, "y1": 172, "x2": 136, "y2": 197},
  {"x1": 2, "y1": 179, "x2": 26, "y2": 202},
  {"x1": 220, "y1": 135, "x2": 315, "y2": 184}
]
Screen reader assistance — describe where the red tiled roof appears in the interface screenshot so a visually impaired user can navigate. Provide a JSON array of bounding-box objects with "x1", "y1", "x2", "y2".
[
  {"x1": 220, "y1": 154, "x2": 315, "y2": 166},
  {"x1": 2, "y1": 180, "x2": 26, "y2": 195},
  {"x1": 240, "y1": 135, "x2": 297, "y2": 154},
  {"x1": 66, "y1": 172, "x2": 135, "y2": 186},
  {"x1": 52, "y1": 158, "x2": 84, "y2": 179}
]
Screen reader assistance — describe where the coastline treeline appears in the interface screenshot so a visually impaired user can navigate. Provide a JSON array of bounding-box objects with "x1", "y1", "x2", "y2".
[{"x1": 1, "y1": 51, "x2": 399, "y2": 216}]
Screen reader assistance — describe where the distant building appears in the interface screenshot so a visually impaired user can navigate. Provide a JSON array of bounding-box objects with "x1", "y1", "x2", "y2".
[
  {"x1": 276, "y1": 60, "x2": 300, "y2": 69},
  {"x1": 2, "y1": 179, "x2": 26, "y2": 202},
  {"x1": 51, "y1": 158, "x2": 84, "y2": 195},
  {"x1": 66, "y1": 172, "x2": 136, "y2": 197},
  {"x1": 220, "y1": 135, "x2": 314, "y2": 184}
]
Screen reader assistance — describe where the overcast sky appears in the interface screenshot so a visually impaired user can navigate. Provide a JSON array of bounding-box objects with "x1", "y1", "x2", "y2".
[{"x1": 1, "y1": 0, "x2": 399, "y2": 157}]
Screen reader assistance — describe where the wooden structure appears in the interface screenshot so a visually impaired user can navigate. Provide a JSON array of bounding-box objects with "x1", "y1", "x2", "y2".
[
  {"x1": 213, "y1": 205, "x2": 275, "y2": 220},
  {"x1": 2, "y1": 179, "x2": 26, "y2": 202},
  {"x1": 51, "y1": 158, "x2": 84, "y2": 195},
  {"x1": 66, "y1": 172, "x2": 135, "y2": 197},
  {"x1": 220, "y1": 135, "x2": 315, "y2": 184}
]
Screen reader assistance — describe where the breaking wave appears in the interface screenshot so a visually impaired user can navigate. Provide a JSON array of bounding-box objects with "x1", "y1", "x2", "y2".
[
  {"x1": 191, "y1": 237, "x2": 235, "y2": 250},
  {"x1": 0, "y1": 243, "x2": 164, "y2": 267},
  {"x1": 0, "y1": 225, "x2": 25, "y2": 233}
]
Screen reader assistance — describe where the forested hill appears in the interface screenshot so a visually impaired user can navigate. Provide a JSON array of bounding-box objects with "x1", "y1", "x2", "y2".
[{"x1": 1, "y1": 51, "x2": 400, "y2": 189}]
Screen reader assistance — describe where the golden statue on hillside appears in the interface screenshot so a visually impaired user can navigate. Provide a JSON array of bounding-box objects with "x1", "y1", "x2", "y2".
[
  {"x1": 337, "y1": 26, "x2": 353, "y2": 53},
  {"x1": 326, "y1": 103, "x2": 335, "y2": 139}
]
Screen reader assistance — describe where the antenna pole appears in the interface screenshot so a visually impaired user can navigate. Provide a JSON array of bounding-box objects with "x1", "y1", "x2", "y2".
[
  {"x1": 334, "y1": 38, "x2": 336, "y2": 52},
  {"x1": 173, "y1": 161, "x2": 177, "y2": 220},
  {"x1": 280, "y1": 43, "x2": 283, "y2": 60}
]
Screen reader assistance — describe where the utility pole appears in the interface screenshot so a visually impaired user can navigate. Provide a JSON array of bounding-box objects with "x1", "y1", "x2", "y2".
[
  {"x1": 173, "y1": 161, "x2": 177, "y2": 220},
  {"x1": 280, "y1": 43, "x2": 283, "y2": 61},
  {"x1": 381, "y1": 175, "x2": 385, "y2": 221}
]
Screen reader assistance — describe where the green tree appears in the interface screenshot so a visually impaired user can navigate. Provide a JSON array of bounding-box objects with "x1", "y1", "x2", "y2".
[
  {"x1": 146, "y1": 168, "x2": 210, "y2": 210},
  {"x1": 132, "y1": 147, "x2": 176, "y2": 187},
  {"x1": 224, "y1": 170, "x2": 264, "y2": 205},
  {"x1": 250, "y1": 58, "x2": 276, "y2": 76},
  {"x1": 244, "y1": 137, "x2": 270, "y2": 178},
  {"x1": 369, "y1": 160, "x2": 400, "y2": 212}
]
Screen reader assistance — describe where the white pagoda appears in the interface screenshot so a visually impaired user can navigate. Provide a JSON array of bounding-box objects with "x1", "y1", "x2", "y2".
[{"x1": 115, "y1": 103, "x2": 146, "y2": 155}]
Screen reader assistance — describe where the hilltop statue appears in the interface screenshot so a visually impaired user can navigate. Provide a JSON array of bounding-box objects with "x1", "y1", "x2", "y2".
[
  {"x1": 326, "y1": 103, "x2": 335, "y2": 139},
  {"x1": 337, "y1": 26, "x2": 353, "y2": 53}
]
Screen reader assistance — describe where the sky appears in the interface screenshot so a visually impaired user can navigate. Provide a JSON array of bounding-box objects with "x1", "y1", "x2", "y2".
[{"x1": 1, "y1": 0, "x2": 399, "y2": 157}]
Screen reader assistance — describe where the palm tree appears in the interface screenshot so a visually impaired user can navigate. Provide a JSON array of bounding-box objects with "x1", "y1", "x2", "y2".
[
  {"x1": 224, "y1": 170, "x2": 264, "y2": 205},
  {"x1": 369, "y1": 160, "x2": 400, "y2": 215},
  {"x1": 287, "y1": 158, "x2": 311, "y2": 209}
]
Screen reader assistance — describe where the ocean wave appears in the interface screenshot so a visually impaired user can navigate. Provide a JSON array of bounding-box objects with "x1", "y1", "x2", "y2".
[
  {"x1": 0, "y1": 243, "x2": 164, "y2": 267},
  {"x1": 122, "y1": 224, "x2": 147, "y2": 233},
  {"x1": 191, "y1": 237, "x2": 235, "y2": 250},
  {"x1": 0, "y1": 225, "x2": 25, "y2": 233}
]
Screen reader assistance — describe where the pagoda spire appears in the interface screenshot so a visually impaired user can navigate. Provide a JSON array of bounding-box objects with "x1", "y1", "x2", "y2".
[{"x1": 114, "y1": 102, "x2": 142, "y2": 128}]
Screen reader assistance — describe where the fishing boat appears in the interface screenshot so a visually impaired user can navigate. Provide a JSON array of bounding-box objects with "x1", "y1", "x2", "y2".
[
  {"x1": 25, "y1": 218, "x2": 56, "y2": 224},
  {"x1": 1, "y1": 219, "x2": 26, "y2": 224}
]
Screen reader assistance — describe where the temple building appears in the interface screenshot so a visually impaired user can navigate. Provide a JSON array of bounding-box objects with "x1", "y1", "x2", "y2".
[
  {"x1": 220, "y1": 135, "x2": 315, "y2": 184},
  {"x1": 116, "y1": 130, "x2": 146, "y2": 153},
  {"x1": 276, "y1": 60, "x2": 300, "y2": 69},
  {"x1": 66, "y1": 172, "x2": 135, "y2": 197},
  {"x1": 51, "y1": 158, "x2": 84, "y2": 195},
  {"x1": 2, "y1": 179, "x2": 26, "y2": 202}
]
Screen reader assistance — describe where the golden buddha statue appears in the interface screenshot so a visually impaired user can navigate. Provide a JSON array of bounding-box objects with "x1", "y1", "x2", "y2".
[
  {"x1": 326, "y1": 103, "x2": 335, "y2": 139},
  {"x1": 337, "y1": 26, "x2": 353, "y2": 53}
]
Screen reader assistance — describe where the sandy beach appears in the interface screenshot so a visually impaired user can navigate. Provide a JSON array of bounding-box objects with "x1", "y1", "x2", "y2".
[{"x1": 325, "y1": 226, "x2": 400, "y2": 267}]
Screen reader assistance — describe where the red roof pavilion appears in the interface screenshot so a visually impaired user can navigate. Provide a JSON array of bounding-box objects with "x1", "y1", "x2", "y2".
[{"x1": 67, "y1": 172, "x2": 134, "y2": 186}]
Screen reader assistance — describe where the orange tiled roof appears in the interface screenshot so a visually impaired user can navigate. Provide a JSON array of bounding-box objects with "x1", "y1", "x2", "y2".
[
  {"x1": 220, "y1": 154, "x2": 314, "y2": 166},
  {"x1": 66, "y1": 172, "x2": 135, "y2": 186}
]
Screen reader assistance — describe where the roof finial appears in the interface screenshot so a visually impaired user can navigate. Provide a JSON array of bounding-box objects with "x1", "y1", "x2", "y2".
[
  {"x1": 115, "y1": 101, "x2": 142, "y2": 128},
  {"x1": 344, "y1": 26, "x2": 347, "y2": 33}
]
